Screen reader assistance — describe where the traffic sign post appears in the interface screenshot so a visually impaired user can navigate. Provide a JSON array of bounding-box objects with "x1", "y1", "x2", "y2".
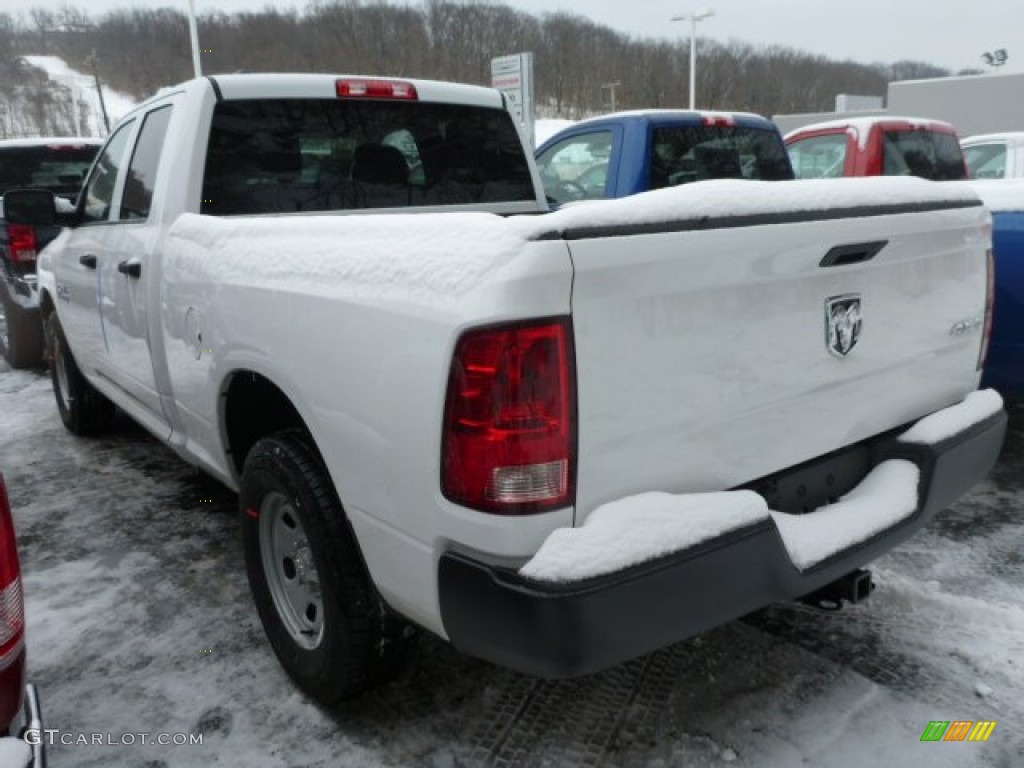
[{"x1": 491, "y1": 52, "x2": 535, "y2": 148}]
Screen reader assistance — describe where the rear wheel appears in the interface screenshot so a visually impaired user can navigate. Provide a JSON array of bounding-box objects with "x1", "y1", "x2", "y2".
[
  {"x1": 240, "y1": 431, "x2": 407, "y2": 704},
  {"x1": 45, "y1": 311, "x2": 115, "y2": 435},
  {"x1": 0, "y1": 288, "x2": 44, "y2": 369}
]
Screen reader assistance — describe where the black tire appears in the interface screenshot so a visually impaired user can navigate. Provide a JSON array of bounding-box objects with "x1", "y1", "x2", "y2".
[
  {"x1": 240, "y1": 431, "x2": 407, "y2": 704},
  {"x1": 0, "y1": 287, "x2": 45, "y2": 369},
  {"x1": 45, "y1": 311, "x2": 115, "y2": 435}
]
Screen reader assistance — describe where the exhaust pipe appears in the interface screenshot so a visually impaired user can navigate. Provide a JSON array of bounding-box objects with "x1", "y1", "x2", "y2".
[{"x1": 800, "y1": 568, "x2": 874, "y2": 611}]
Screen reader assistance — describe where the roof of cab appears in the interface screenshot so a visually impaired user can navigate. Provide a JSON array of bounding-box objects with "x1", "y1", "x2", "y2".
[
  {"x1": 786, "y1": 115, "x2": 958, "y2": 141},
  {"x1": 568, "y1": 108, "x2": 773, "y2": 129},
  {"x1": 206, "y1": 73, "x2": 505, "y2": 109}
]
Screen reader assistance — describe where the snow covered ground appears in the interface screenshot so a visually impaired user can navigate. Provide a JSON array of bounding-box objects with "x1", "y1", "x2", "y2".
[
  {"x1": 0, "y1": 360, "x2": 1021, "y2": 767},
  {"x1": 21, "y1": 56, "x2": 137, "y2": 137}
]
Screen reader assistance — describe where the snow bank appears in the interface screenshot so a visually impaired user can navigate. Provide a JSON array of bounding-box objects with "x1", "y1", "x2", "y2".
[
  {"x1": 511, "y1": 176, "x2": 981, "y2": 239},
  {"x1": 770, "y1": 460, "x2": 919, "y2": 571},
  {"x1": 898, "y1": 389, "x2": 1003, "y2": 446},
  {"x1": 519, "y1": 490, "x2": 769, "y2": 582},
  {"x1": 962, "y1": 179, "x2": 1024, "y2": 213},
  {"x1": 165, "y1": 212, "x2": 530, "y2": 301}
]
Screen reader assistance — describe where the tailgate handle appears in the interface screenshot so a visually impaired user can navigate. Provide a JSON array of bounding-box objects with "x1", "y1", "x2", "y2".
[
  {"x1": 79, "y1": 253, "x2": 97, "y2": 269},
  {"x1": 820, "y1": 241, "x2": 888, "y2": 268}
]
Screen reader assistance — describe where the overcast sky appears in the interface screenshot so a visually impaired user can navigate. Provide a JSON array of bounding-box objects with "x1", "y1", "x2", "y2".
[{"x1": 3, "y1": 0, "x2": 1019, "y2": 75}]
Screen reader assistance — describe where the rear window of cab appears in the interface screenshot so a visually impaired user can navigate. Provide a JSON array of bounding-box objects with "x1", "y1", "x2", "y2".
[{"x1": 881, "y1": 129, "x2": 966, "y2": 181}]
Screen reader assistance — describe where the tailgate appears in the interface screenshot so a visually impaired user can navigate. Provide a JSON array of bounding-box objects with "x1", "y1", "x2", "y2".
[{"x1": 561, "y1": 193, "x2": 989, "y2": 522}]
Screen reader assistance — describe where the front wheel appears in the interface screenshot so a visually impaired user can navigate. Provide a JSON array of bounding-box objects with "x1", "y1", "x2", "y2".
[
  {"x1": 45, "y1": 311, "x2": 115, "y2": 435},
  {"x1": 240, "y1": 431, "x2": 407, "y2": 704}
]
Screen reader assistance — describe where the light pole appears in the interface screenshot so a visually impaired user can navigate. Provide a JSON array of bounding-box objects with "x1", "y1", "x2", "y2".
[
  {"x1": 671, "y1": 9, "x2": 715, "y2": 109},
  {"x1": 601, "y1": 81, "x2": 621, "y2": 112},
  {"x1": 187, "y1": 0, "x2": 202, "y2": 77}
]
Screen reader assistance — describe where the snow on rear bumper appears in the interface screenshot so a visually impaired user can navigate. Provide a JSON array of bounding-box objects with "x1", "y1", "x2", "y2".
[{"x1": 438, "y1": 390, "x2": 1006, "y2": 678}]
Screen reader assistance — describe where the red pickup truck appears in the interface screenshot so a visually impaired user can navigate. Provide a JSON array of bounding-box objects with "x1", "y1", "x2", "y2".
[
  {"x1": 0, "y1": 474, "x2": 44, "y2": 768},
  {"x1": 784, "y1": 117, "x2": 968, "y2": 181}
]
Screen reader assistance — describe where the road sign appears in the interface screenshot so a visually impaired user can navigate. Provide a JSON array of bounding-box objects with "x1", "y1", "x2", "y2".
[{"x1": 491, "y1": 52, "x2": 535, "y2": 148}]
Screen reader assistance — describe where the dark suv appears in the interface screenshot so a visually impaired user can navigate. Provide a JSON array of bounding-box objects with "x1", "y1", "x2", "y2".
[{"x1": 1, "y1": 138, "x2": 101, "y2": 369}]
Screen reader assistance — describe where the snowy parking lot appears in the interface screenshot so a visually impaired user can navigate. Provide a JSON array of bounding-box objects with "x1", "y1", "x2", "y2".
[{"x1": 1, "y1": 359, "x2": 1022, "y2": 768}]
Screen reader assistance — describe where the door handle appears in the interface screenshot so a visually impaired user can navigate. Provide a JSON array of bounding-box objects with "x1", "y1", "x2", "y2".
[
  {"x1": 79, "y1": 254, "x2": 97, "y2": 269},
  {"x1": 117, "y1": 259, "x2": 142, "y2": 279},
  {"x1": 820, "y1": 241, "x2": 888, "y2": 268}
]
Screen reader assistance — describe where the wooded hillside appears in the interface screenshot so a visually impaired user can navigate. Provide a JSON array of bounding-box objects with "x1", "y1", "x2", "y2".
[{"x1": 3, "y1": 1, "x2": 979, "y2": 136}]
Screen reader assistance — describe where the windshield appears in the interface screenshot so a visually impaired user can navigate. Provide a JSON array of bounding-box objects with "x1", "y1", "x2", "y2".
[{"x1": 0, "y1": 144, "x2": 99, "y2": 197}]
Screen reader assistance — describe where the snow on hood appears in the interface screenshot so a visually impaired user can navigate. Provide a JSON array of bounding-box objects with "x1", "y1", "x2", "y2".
[
  {"x1": 165, "y1": 212, "x2": 531, "y2": 301},
  {"x1": 511, "y1": 176, "x2": 982, "y2": 239}
]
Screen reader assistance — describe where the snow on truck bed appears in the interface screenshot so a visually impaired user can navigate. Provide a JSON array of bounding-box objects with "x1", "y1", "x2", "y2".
[
  {"x1": 518, "y1": 176, "x2": 981, "y2": 235},
  {"x1": 962, "y1": 179, "x2": 1024, "y2": 213},
  {"x1": 166, "y1": 212, "x2": 532, "y2": 299},
  {"x1": 166, "y1": 177, "x2": 981, "y2": 300}
]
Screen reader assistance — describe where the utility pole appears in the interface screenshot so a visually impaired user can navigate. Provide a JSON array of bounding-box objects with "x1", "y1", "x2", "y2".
[
  {"x1": 601, "y1": 81, "x2": 621, "y2": 113},
  {"x1": 670, "y1": 9, "x2": 715, "y2": 109},
  {"x1": 187, "y1": 0, "x2": 203, "y2": 77},
  {"x1": 86, "y1": 51, "x2": 110, "y2": 133}
]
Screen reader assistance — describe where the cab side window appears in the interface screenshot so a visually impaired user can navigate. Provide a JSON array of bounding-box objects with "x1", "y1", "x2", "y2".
[
  {"x1": 786, "y1": 134, "x2": 848, "y2": 179},
  {"x1": 535, "y1": 131, "x2": 613, "y2": 205},
  {"x1": 80, "y1": 121, "x2": 135, "y2": 224},
  {"x1": 964, "y1": 143, "x2": 1007, "y2": 179},
  {"x1": 118, "y1": 106, "x2": 173, "y2": 221}
]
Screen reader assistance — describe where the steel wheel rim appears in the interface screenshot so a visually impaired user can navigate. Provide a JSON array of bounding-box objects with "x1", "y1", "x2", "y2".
[{"x1": 259, "y1": 491, "x2": 324, "y2": 650}]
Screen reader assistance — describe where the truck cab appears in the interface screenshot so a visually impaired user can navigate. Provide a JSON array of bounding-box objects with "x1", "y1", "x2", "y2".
[
  {"x1": 785, "y1": 117, "x2": 967, "y2": 180},
  {"x1": 534, "y1": 110, "x2": 793, "y2": 206},
  {"x1": 961, "y1": 132, "x2": 1024, "y2": 179}
]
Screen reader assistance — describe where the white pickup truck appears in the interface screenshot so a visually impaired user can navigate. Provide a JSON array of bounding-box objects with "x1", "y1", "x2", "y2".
[{"x1": 5, "y1": 74, "x2": 1006, "y2": 705}]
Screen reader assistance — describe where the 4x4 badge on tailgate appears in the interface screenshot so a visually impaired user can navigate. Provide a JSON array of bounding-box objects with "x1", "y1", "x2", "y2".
[{"x1": 825, "y1": 294, "x2": 862, "y2": 358}]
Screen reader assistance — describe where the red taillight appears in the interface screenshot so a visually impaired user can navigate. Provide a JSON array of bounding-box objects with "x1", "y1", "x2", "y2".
[
  {"x1": 0, "y1": 475, "x2": 24, "y2": 663},
  {"x1": 336, "y1": 79, "x2": 418, "y2": 100},
  {"x1": 442, "y1": 318, "x2": 576, "y2": 514},
  {"x1": 8, "y1": 224, "x2": 38, "y2": 264},
  {"x1": 979, "y1": 247, "x2": 995, "y2": 371}
]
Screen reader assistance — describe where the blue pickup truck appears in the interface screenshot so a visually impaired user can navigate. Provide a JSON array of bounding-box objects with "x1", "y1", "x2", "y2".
[
  {"x1": 973, "y1": 181, "x2": 1024, "y2": 394},
  {"x1": 534, "y1": 110, "x2": 793, "y2": 204}
]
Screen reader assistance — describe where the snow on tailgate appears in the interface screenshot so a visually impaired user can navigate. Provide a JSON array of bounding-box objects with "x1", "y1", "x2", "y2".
[
  {"x1": 166, "y1": 212, "x2": 529, "y2": 300},
  {"x1": 512, "y1": 176, "x2": 981, "y2": 238}
]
